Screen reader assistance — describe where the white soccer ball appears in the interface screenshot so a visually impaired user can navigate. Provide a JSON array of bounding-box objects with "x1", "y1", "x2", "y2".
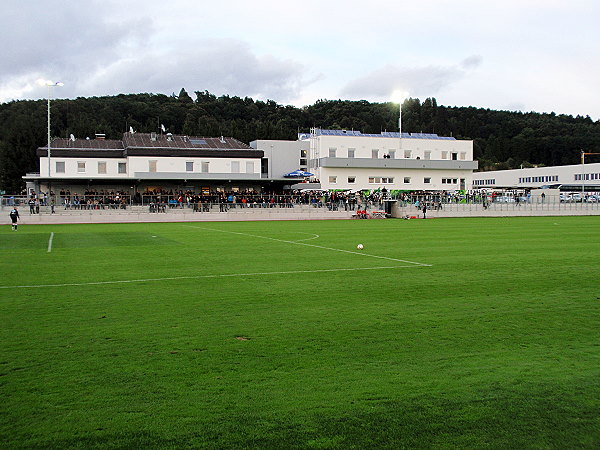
[{"x1": 357, "y1": 244, "x2": 364, "y2": 250}]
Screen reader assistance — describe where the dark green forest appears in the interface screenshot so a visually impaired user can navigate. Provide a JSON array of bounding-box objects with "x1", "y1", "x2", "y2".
[{"x1": 1, "y1": 88, "x2": 599, "y2": 192}]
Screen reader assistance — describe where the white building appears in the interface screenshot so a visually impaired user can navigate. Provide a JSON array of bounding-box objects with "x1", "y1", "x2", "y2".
[
  {"x1": 471, "y1": 162, "x2": 600, "y2": 191},
  {"x1": 301, "y1": 128, "x2": 476, "y2": 191},
  {"x1": 25, "y1": 128, "x2": 478, "y2": 194},
  {"x1": 25, "y1": 132, "x2": 269, "y2": 194}
]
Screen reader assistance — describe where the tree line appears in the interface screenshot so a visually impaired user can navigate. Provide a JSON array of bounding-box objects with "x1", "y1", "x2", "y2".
[{"x1": 1, "y1": 88, "x2": 599, "y2": 192}]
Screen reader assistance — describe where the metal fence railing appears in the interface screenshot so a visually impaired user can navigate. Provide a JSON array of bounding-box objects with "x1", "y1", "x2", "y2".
[{"x1": 3, "y1": 191, "x2": 599, "y2": 214}]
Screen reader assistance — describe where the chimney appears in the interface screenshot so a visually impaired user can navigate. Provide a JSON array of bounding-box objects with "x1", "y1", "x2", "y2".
[{"x1": 220, "y1": 136, "x2": 226, "y2": 144}]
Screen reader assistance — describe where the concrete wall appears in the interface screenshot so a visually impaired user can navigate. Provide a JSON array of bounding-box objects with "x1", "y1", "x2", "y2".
[{"x1": 392, "y1": 200, "x2": 600, "y2": 218}]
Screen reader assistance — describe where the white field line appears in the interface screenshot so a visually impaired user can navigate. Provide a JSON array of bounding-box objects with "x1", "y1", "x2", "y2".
[
  {"x1": 47, "y1": 232, "x2": 54, "y2": 253},
  {"x1": 1, "y1": 265, "x2": 424, "y2": 289},
  {"x1": 293, "y1": 233, "x2": 320, "y2": 242},
  {"x1": 183, "y1": 224, "x2": 431, "y2": 266}
]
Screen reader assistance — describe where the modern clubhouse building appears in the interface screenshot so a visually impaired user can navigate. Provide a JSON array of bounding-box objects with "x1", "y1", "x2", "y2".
[{"x1": 25, "y1": 128, "x2": 477, "y2": 194}]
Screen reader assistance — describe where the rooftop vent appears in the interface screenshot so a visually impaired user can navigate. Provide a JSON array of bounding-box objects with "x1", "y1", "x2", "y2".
[
  {"x1": 220, "y1": 136, "x2": 226, "y2": 144},
  {"x1": 95, "y1": 133, "x2": 106, "y2": 140},
  {"x1": 151, "y1": 132, "x2": 157, "y2": 141},
  {"x1": 166, "y1": 132, "x2": 173, "y2": 142}
]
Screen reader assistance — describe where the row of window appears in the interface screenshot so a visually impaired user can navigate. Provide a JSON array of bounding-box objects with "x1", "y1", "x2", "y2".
[
  {"x1": 328, "y1": 176, "x2": 464, "y2": 185},
  {"x1": 326, "y1": 148, "x2": 467, "y2": 160},
  {"x1": 56, "y1": 161, "x2": 128, "y2": 174},
  {"x1": 473, "y1": 179, "x2": 496, "y2": 185},
  {"x1": 574, "y1": 173, "x2": 600, "y2": 181},
  {"x1": 55, "y1": 160, "x2": 258, "y2": 175},
  {"x1": 518, "y1": 175, "x2": 559, "y2": 183}
]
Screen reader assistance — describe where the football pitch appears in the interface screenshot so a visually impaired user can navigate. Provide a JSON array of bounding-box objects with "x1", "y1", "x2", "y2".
[{"x1": 1, "y1": 216, "x2": 598, "y2": 448}]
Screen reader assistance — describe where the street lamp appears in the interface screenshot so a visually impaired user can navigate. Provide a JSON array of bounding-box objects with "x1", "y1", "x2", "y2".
[{"x1": 44, "y1": 81, "x2": 63, "y2": 178}]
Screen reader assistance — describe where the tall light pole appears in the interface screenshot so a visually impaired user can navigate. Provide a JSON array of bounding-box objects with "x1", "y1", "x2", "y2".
[
  {"x1": 392, "y1": 90, "x2": 408, "y2": 151},
  {"x1": 45, "y1": 81, "x2": 63, "y2": 178}
]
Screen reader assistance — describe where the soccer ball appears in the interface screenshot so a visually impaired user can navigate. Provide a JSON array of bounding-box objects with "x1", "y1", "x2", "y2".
[{"x1": 357, "y1": 244, "x2": 364, "y2": 250}]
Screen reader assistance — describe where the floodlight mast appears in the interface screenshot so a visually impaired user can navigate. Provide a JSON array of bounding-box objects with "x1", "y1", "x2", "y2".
[
  {"x1": 392, "y1": 91, "x2": 408, "y2": 151},
  {"x1": 46, "y1": 81, "x2": 63, "y2": 178}
]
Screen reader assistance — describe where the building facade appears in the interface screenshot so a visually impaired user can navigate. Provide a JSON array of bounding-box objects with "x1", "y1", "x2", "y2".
[
  {"x1": 304, "y1": 128, "x2": 476, "y2": 191},
  {"x1": 26, "y1": 132, "x2": 272, "y2": 194},
  {"x1": 471, "y1": 162, "x2": 600, "y2": 191},
  {"x1": 25, "y1": 128, "x2": 478, "y2": 195}
]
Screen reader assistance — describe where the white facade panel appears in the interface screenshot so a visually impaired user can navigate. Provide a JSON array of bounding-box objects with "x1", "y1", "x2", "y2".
[
  {"x1": 40, "y1": 157, "x2": 129, "y2": 178},
  {"x1": 318, "y1": 167, "x2": 473, "y2": 190},
  {"x1": 306, "y1": 130, "x2": 474, "y2": 191}
]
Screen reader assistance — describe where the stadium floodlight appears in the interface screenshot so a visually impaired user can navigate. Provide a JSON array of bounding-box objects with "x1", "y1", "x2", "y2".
[
  {"x1": 392, "y1": 90, "x2": 409, "y2": 149},
  {"x1": 44, "y1": 81, "x2": 63, "y2": 178}
]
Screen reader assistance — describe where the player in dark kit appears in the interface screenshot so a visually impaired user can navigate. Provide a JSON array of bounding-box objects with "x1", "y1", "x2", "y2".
[{"x1": 9, "y1": 207, "x2": 19, "y2": 231}]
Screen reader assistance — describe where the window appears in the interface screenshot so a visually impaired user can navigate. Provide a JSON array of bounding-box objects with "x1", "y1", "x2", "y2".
[
  {"x1": 149, "y1": 160, "x2": 157, "y2": 172},
  {"x1": 118, "y1": 162, "x2": 127, "y2": 174},
  {"x1": 424, "y1": 151, "x2": 431, "y2": 160},
  {"x1": 347, "y1": 176, "x2": 356, "y2": 184},
  {"x1": 329, "y1": 148, "x2": 337, "y2": 158},
  {"x1": 98, "y1": 162, "x2": 107, "y2": 174},
  {"x1": 388, "y1": 151, "x2": 395, "y2": 159},
  {"x1": 381, "y1": 177, "x2": 394, "y2": 183},
  {"x1": 246, "y1": 161, "x2": 254, "y2": 173},
  {"x1": 300, "y1": 150, "x2": 307, "y2": 158},
  {"x1": 56, "y1": 161, "x2": 65, "y2": 173},
  {"x1": 347, "y1": 148, "x2": 355, "y2": 158},
  {"x1": 372, "y1": 149, "x2": 379, "y2": 159},
  {"x1": 424, "y1": 177, "x2": 431, "y2": 184},
  {"x1": 451, "y1": 152, "x2": 458, "y2": 160},
  {"x1": 403, "y1": 177, "x2": 411, "y2": 183},
  {"x1": 460, "y1": 152, "x2": 466, "y2": 160},
  {"x1": 300, "y1": 158, "x2": 307, "y2": 166},
  {"x1": 186, "y1": 161, "x2": 194, "y2": 172},
  {"x1": 441, "y1": 151, "x2": 448, "y2": 160},
  {"x1": 231, "y1": 161, "x2": 240, "y2": 173},
  {"x1": 201, "y1": 162, "x2": 209, "y2": 173},
  {"x1": 404, "y1": 150, "x2": 411, "y2": 158},
  {"x1": 77, "y1": 162, "x2": 86, "y2": 173},
  {"x1": 329, "y1": 176, "x2": 337, "y2": 184}
]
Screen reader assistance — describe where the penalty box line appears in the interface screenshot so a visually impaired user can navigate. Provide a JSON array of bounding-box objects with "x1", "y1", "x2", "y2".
[
  {"x1": 182, "y1": 224, "x2": 432, "y2": 267},
  {"x1": 1, "y1": 266, "x2": 426, "y2": 289}
]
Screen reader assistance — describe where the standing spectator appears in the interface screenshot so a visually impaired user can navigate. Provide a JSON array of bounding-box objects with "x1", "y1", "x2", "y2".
[
  {"x1": 28, "y1": 198, "x2": 35, "y2": 214},
  {"x1": 10, "y1": 207, "x2": 19, "y2": 231}
]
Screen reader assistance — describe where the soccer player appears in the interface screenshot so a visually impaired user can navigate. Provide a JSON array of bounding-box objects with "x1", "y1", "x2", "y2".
[{"x1": 9, "y1": 207, "x2": 20, "y2": 231}]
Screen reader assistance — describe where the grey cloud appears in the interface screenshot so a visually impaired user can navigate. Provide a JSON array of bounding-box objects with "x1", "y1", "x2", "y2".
[
  {"x1": 0, "y1": 0, "x2": 149, "y2": 83},
  {"x1": 75, "y1": 39, "x2": 308, "y2": 103},
  {"x1": 461, "y1": 55, "x2": 483, "y2": 70},
  {"x1": 340, "y1": 57, "x2": 481, "y2": 101}
]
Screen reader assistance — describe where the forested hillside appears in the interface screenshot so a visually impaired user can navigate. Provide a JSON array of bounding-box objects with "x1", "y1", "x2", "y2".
[{"x1": 1, "y1": 88, "x2": 599, "y2": 192}]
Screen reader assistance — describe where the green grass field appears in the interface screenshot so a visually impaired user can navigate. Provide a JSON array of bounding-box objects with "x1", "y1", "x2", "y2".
[{"x1": 1, "y1": 217, "x2": 598, "y2": 448}]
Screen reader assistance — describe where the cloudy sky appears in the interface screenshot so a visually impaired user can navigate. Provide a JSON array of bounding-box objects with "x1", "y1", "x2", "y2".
[{"x1": 2, "y1": 0, "x2": 599, "y2": 118}]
